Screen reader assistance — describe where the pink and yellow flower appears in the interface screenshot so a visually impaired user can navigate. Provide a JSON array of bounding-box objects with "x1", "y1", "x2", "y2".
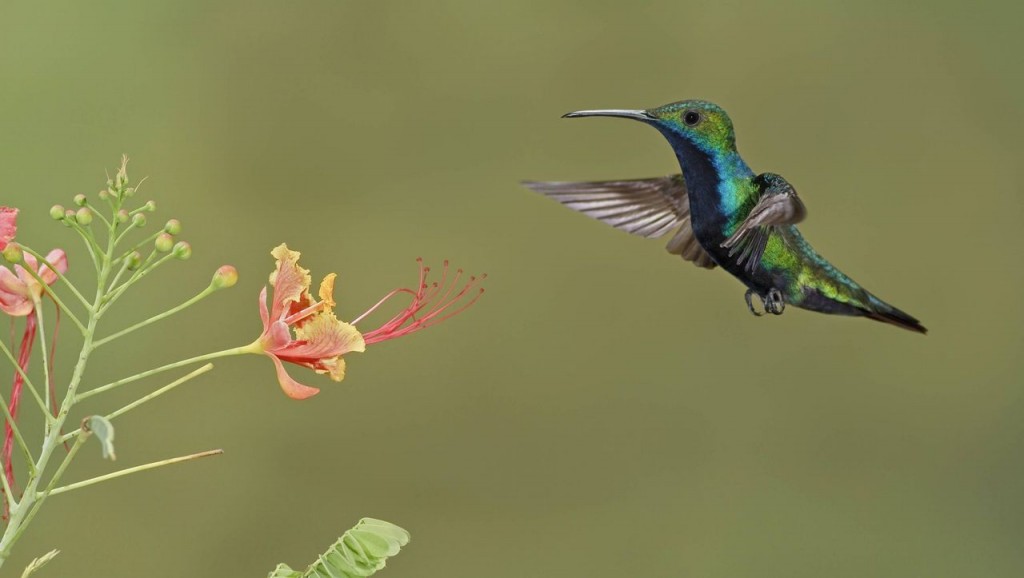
[
  {"x1": 251, "y1": 244, "x2": 365, "y2": 400},
  {"x1": 250, "y1": 244, "x2": 484, "y2": 400}
]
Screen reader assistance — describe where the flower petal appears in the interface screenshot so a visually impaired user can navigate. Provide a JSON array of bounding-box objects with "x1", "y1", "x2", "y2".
[
  {"x1": 267, "y1": 353, "x2": 320, "y2": 400},
  {"x1": 37, "y1": 249, "x2": 67, "y2": 285},
  {"x1": 268, "y1": 244, "x2": 311, "y2": 322},
  {"x1": 0, "y1": 207, "x2": 16, "y2": 250},
  {"x1": 318, "y1": 273, "x2": 337, "y2": 310},
  {"x1": 287, "y1": 311, "x2": 366, "y2": 359},
  {"x1": 0, "y1": 268, "x2": 31, "y2": 316},
  {"x1": 258, "y1": 286, "x2": 270, "y2": 332}
]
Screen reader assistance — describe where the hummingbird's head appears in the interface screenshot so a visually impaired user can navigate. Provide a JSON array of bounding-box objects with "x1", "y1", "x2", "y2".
[{"x1": 563, "y1": 99, "x2": 737, "y2": 155}]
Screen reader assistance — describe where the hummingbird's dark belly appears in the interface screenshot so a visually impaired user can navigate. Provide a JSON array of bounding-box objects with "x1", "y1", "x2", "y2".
[{"x1": 693, "y1": 226, "x2": 866, "y2": 317}]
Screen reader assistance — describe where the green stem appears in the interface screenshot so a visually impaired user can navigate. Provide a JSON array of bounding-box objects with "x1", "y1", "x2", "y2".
[
  {"x1": 31, "y1": 299, "x2": 53, "y2": 433},
  {"x1": 44, "y1": 449, "x2": 223, "y2": 498},
  {"x1": 0, "y1": 337, "x2": 52, "y2": 423},
  {"x1": 0, "y1": 458, "x2": 15, "y2": 510},
  {"x1": 9, "y1": 438, "x2": 87, "y2": 548},
  {"x1": 92, "y1": 285, "x2": 216, "y2": 349},
  {"x1": 105, "y1": 257, "x2": 131, "y2": 294},
  {"x1": 111, "y1": 230, "x2": 162, "y2": 266},
  {"x1": 84, "y1": 202, "x2": 113, "y2": 230},
  {"x1": 76, "y1": 345, "x2": 254, "y2": 401},
  {"x1": 18, "y1": 246, "x2": 92, "y2": 312},
  {"x1": 61, "y1": 364, "x2": 213, "y2": 442},
  {"x1": 0, "y1": 222, "x2": 115, "y2": 567},
  {"x1": 99, "y1": 251, "x2": 173, "y2": 312},
  {"x1": 0, "y1": 391, "x2": 34, "y2": 477}
]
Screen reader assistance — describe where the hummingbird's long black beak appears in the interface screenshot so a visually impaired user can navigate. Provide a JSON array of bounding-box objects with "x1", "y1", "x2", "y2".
[{"x1": 561, "y1": 109, "x2": 657, "y2": 121}]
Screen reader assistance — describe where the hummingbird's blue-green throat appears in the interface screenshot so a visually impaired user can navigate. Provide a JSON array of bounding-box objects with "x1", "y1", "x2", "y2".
[{"x1": 525, "y1": 99, "x2": 926, "y2": 333}]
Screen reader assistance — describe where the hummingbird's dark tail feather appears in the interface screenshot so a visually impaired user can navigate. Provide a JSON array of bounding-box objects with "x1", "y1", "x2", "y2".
[{"x1": 862, "y1": 300, "x2": 927, "y2": 334}]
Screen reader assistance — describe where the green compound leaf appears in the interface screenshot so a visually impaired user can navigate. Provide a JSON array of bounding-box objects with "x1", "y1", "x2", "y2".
[
  {"x1": 84, "y1": 416, "x2": 116, "y2": 460},
  {"x1": 267, "y1": 518, "x2": 410, "y2": 578}
]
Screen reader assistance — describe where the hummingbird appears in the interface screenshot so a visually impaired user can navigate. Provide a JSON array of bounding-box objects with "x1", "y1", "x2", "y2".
[{"x1": 523, "y1": 100, "x2": 926, "y2": 334}]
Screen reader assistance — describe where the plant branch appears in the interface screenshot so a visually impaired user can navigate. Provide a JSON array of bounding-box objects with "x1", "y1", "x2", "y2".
[
  {"x1": 93, "y1": 285, "x2": 216, "y2": 349},
  {"x1": 76, "y1": 346, "x2": 249, "y2": 400},
  {"x1": 61, "y1": 364, "x2": 213, "y2": 442},
  {"x1": 0, "y1": 338, "x2": 52, "y2": 423},
  {"x1": 43, "y1": 449, "x2": 223, "y2": 498}
]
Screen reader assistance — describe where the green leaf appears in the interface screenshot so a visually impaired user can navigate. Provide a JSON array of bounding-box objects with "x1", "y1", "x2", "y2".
[
  {"x1": 268, "y1": 518, "x2": 410, "y2": 578},
  {"x1": 267, "y1": 563, "x2": 302, "y2": 578},
  {"x1": 85, "y1": 415, "x2": 116, "y2": 460}
]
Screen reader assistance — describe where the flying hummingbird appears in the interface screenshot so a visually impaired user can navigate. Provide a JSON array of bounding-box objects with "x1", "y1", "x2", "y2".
[{"x1": 524, "y1": 100, "x2": 926, "y2": 333}]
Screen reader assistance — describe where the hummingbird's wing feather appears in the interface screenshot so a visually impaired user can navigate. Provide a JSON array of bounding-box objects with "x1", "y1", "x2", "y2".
[
  {"x1": 721, "y1": 173, "x2": 807, "y2": 273},
  {"x1": 522, "y1": 175, "x2": 717, "y2": 269}
]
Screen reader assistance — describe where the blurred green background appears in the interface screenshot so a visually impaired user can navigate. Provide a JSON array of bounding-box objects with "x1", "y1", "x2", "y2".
[{"x1": 1, "y1": 0, "x2": 1022, "y2": 576}]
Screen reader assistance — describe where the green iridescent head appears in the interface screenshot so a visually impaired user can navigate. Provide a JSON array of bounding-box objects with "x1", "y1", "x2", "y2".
[{"x1": 563, "y1": 99, "x2": 737, "y2": 155}]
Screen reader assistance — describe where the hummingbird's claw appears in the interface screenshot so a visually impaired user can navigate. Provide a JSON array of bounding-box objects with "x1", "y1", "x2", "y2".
[
  {"x1": 744, "y1": 288, "x2": 785, "y2": 317},
  {"x1": 765, "y1": 288, "x2": 786, "y2": 315},
  {"x1": 744, "y1": 289, "x2": 764, "y2": 317}
]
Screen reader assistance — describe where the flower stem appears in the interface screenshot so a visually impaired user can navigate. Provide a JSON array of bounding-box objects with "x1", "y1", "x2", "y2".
[
  {"x1": 76, "y1": 345, "x2": 252, "y2": 401},
  {"x1": 31, "y1": 299, "x2": 54, "y2": 431},
  {"x1": 99, "y1": 251, "x2": 175, "y2": 312},
  {"x1": 0, "y1": 336, "x2": 52, "y2": 423},
  {"x1": 92, "y1": 285, "x2": 216, "y2": 349},
  {"x1": 0, "y1": 392, "x2": 34, "y2": 478},
  {"x1": 43, "y1": 449, "x2": 223, "y2": 498},
  {"x1": 60, "y1": 364, "x2": 213, "y2": 443}
]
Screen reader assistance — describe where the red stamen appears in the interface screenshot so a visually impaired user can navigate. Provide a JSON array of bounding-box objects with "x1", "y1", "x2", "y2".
[
  {"x1": 3, "y1": 313, "x2": 36, "y2": 518},
  {"x1": 361, "y1": 260, "x2": 485, "y2": 346}
]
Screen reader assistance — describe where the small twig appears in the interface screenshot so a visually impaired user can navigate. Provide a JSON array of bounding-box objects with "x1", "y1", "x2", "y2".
[
  {"x1": 61, "y1": 364, "x2": 213, "y2": 442},
  {"x1": 42, "y1": 449, "x2": 223, "y2": 498},
  {"x1": 93, "y1": 285, "x2": 216, "y2": 349}
]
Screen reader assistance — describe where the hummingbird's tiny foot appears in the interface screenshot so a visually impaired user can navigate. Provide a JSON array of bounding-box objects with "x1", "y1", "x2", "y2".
[
  {"x1": 744, "y1": 289, "x2": 765, "y2": 317},
  {"x1": 765, "y1": 288, "x2": 785, "y2": 315}
]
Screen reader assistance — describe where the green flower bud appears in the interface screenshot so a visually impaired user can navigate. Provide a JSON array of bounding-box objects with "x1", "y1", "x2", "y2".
[
  {"x1": 62, "y1": 210, "x2": 75, "y2": 227},
  {"x1": 2, "y1": 243, "x2": 23, "y2": 264},
  {"x1": 131, "y1": 213, "x2": 146, "y2": 227},
  {"x1": 75, "y1": 207, "x2": 93, "y2": 226},
  {"x1": 73, "y1": 194, "x2": 87, "y2": 207},
  {"x1": 49, "y1": 205, "x2": 65, "y2": 220},
  {"x1": 211, "y1": 265, "x2": 238, "y2": 290},
  {"x1": 126, "y1": 251, "x2": 142, "y2": 270},
  {"x1": 116, "y1": 209, "x2": 129, "y2": 223},
  {"x1": 164, "y1": 219, "x2": 182, "y2": 235},
  {"x1": 143, "y1": 200, "x2": 156, "y2": 212},
  {"x1": 172, "y1": 241, "x2": 192, "y2": 260},
  {"x1": 98, "y1": 189, "x2": 109, "y2": 201},
  {"x1": 154, "y1": 233, "x2": 174, "y2": 253}
]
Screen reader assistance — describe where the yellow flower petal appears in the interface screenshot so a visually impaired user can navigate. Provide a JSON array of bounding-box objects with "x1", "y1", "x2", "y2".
[{"x1": 319, "y1": 273, "x2": 337, "y2": 310}]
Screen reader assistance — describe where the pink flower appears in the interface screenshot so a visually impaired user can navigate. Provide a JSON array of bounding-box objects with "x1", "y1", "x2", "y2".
[
  {"x1": 250, "y1": 244, "x2": 484, "y2": 400},
  {"x1": 0, "y1": 207, "x2": 16, "y2": 250},
  {"x1": 0, "y1": 249, "x2": 68, "y2": 316},
  {"x1": 252, "y1": 244, "x2": 366, "y2": 400}
]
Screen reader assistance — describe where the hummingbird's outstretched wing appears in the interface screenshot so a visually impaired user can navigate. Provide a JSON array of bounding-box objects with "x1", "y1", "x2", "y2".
[
  {"x1": 522, "y1": 175, "x2": 717, "y2": 269},
  {"x1": 721, "y1": 172, "x2": 807, "y2": 273}
]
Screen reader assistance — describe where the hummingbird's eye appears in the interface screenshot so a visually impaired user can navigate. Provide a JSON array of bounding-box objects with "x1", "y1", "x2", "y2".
[{"x1": 683, "y1": 111, "x2": 702, "y2": 126}]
